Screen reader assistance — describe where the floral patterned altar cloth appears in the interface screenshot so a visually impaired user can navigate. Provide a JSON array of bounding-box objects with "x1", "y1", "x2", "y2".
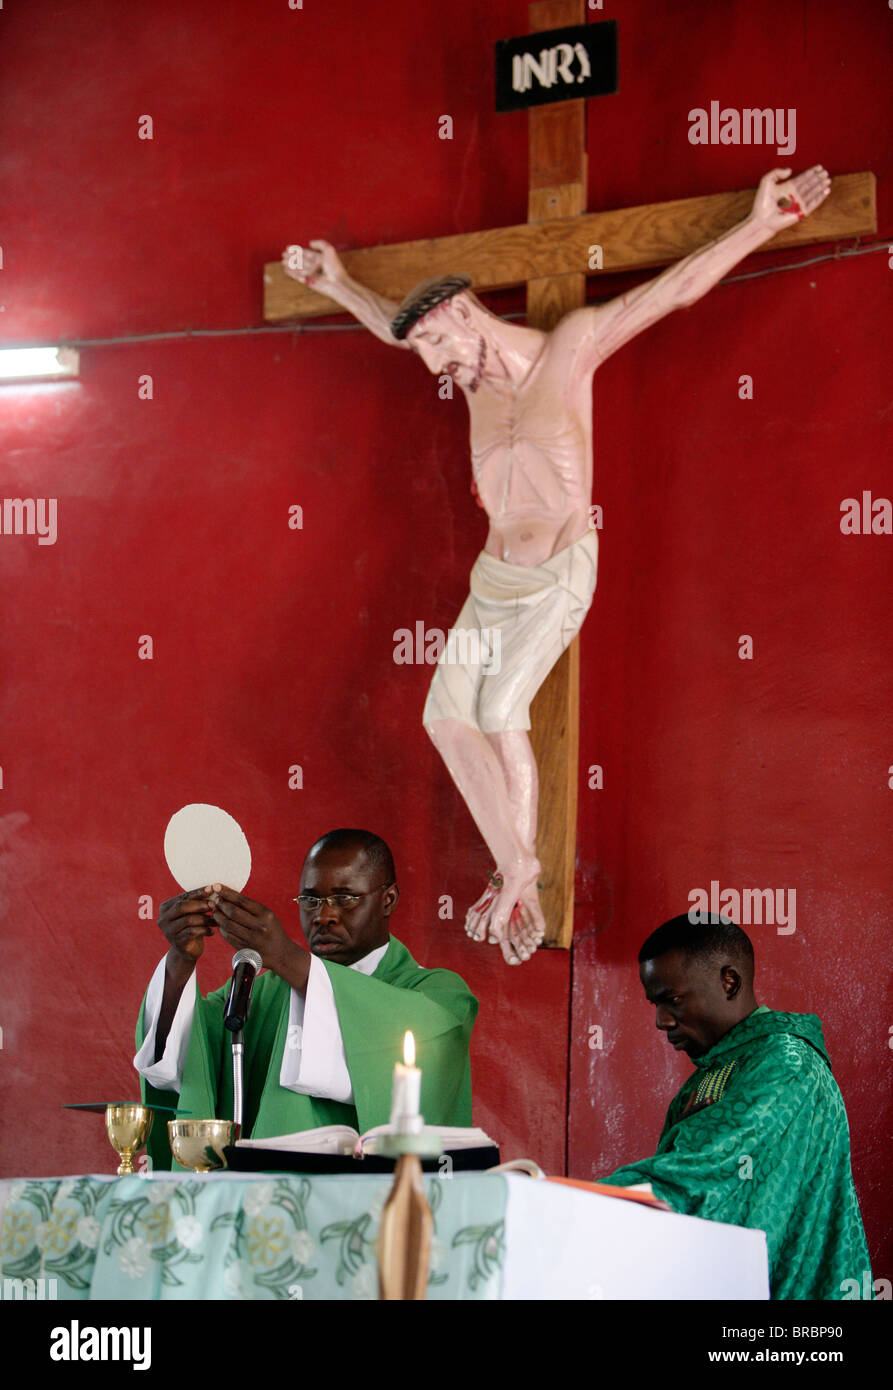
[{"x1": 0, "y1": 1171, "x2": 507, "y2": 1300}]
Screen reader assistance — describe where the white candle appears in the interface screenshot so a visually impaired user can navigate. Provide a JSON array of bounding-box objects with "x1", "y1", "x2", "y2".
[{"x1": 389, "y1": 1030, "x2": 422, "y2": 1131}]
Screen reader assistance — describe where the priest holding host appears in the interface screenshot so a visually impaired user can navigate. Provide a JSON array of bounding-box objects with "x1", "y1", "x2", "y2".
[{"x1": 134, "y1": 829, "x2": 478, "y2": 1171}]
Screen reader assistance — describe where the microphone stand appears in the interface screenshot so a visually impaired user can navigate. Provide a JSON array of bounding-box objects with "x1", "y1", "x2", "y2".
[
  {"x1": 224, "y1": 947, "x2": 262, "y2": 1138},
  {"x1": 231, "y1": 1029, "x2": 244, "y2": 1137}
]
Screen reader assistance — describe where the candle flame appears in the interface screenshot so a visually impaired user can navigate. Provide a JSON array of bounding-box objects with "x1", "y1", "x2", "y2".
[{"x1": 403, "y1": 1030, "x2": 415, "y2": 1067}]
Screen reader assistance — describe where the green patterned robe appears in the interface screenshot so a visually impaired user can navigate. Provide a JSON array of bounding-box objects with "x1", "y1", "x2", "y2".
[
  {"x1": 136, "y1": 935, "x2": 477, "y2": 1172},
  {"x1": 599, "y1": 1007, "x2": 872, "y2": 1299}
]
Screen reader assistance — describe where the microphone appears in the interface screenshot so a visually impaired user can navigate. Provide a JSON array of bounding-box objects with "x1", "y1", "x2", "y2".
[{"x1": 224, "y1": 948, "x2": 263, "y2": 1033}]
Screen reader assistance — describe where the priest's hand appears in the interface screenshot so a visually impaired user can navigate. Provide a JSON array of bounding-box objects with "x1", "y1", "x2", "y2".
[
  {"x1": 281, "y1": 239, "x2": 346, "y2": 290},
  {"x1": 749, "y1": 165, "x2": 831, "y2": 233},
  {"x1": 158, "y1": 890, "x2": 215, "y2": 966},
  {"x1": 207, "y1": 884, "x2": 311, "y2": 993}
]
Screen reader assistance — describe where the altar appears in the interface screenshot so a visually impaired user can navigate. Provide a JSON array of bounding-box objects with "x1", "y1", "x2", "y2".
[{"x1": 0, "y1": 1172, "x2": 768, "y2": 1301}]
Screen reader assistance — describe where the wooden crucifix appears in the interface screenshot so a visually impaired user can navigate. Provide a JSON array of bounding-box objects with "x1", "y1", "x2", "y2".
[{"x1": 263, "y1": 0, "x2": 875, "y2": 960}]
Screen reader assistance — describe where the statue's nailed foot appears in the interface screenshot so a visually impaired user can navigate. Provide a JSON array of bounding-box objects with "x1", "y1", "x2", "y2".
[
  {"x1": 496, "y1": 880, "x2": 547, "y2": 966},
  {"x1": 463, "y1": 861, "x2": 546, "y2": 964},
  {"x1": 464, "y1": 873, "x2": 503, "y2": 943}
]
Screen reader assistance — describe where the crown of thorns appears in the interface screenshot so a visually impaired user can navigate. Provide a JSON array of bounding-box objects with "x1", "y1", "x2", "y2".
[{"x1": 389, "y1": 274, "x2": 473, "y2": 340}]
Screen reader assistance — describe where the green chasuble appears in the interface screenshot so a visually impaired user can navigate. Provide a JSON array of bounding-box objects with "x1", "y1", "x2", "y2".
[
  {"x1": 136, "y1": 935, "x2": 477, "y2": 1172},
  {"x1": 599, "y1": 1008, "x2": 872, "y2": 1300}
]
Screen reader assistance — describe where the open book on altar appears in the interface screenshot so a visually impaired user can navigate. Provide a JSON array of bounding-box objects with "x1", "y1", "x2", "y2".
[{"x1": 236, "y1": 1124, "x2": 497, "y2": 1160}]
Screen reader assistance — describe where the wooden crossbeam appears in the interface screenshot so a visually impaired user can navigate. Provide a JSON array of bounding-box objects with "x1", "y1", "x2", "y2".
[{"x1": 264, "y1": 171, "x2": 876, "y2": 323}]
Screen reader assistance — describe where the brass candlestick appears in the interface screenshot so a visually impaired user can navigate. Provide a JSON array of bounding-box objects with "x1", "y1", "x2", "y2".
[{"x1": 376, "y1": 1127, "x2": 442, "y2": 1301}]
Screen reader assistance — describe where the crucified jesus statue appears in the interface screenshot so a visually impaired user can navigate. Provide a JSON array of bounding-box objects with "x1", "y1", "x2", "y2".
[{"x1": 285, "y1": 164, "x2": 830, "y2": 966}]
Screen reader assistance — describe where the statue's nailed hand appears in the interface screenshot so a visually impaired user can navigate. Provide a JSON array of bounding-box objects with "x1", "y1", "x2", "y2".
[
  {"x1": 281, "y1": 239, "x2": 346, "y2": 290},
  {"x1": 750, "y1": 165, "x2": 831, "y2": 233}
]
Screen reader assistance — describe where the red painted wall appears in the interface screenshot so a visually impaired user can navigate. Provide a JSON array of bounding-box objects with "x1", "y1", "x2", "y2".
[{"x1": 0, "y1": 1, "x2": 889, "y2": 1277}]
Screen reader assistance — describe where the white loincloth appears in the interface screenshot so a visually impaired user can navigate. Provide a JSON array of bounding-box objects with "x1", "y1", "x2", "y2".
[{"x1": 422, "y1": 529, "x2": 598, "y2": 734}]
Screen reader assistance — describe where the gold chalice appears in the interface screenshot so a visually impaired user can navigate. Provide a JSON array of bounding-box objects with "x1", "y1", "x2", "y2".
[
  {"x1": 105, "y1": 1103, "x2": 154, "y2": 1175},
  {"x1": 168, "y1": 1119, "x2": 237, "y2": 1172}
]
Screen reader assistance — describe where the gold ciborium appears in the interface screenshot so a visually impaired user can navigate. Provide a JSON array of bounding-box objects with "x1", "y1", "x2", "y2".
[
  {"x1": 105, "y1": 1103, "x2": 154, "y2": 1175},
  {"x1": 168, "y1": 1119, "x2": 237, "y2": 1172}
]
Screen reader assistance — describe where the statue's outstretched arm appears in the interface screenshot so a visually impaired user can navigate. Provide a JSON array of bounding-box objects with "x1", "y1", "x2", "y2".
[
  {"x1": 282, "y1": 239, "x2": 413, "y2": 350},
  {"x1": 560, "y1": 165, "x2": 831, "y2": 369}
]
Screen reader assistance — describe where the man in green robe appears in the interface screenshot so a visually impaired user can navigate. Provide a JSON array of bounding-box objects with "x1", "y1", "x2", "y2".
[
  {"x1": 134, "y1": 829, "x2": 478, "y2": 1170},
  {"x1": 597, "y1": 914, "x2": 872, "y2": 1300}
]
